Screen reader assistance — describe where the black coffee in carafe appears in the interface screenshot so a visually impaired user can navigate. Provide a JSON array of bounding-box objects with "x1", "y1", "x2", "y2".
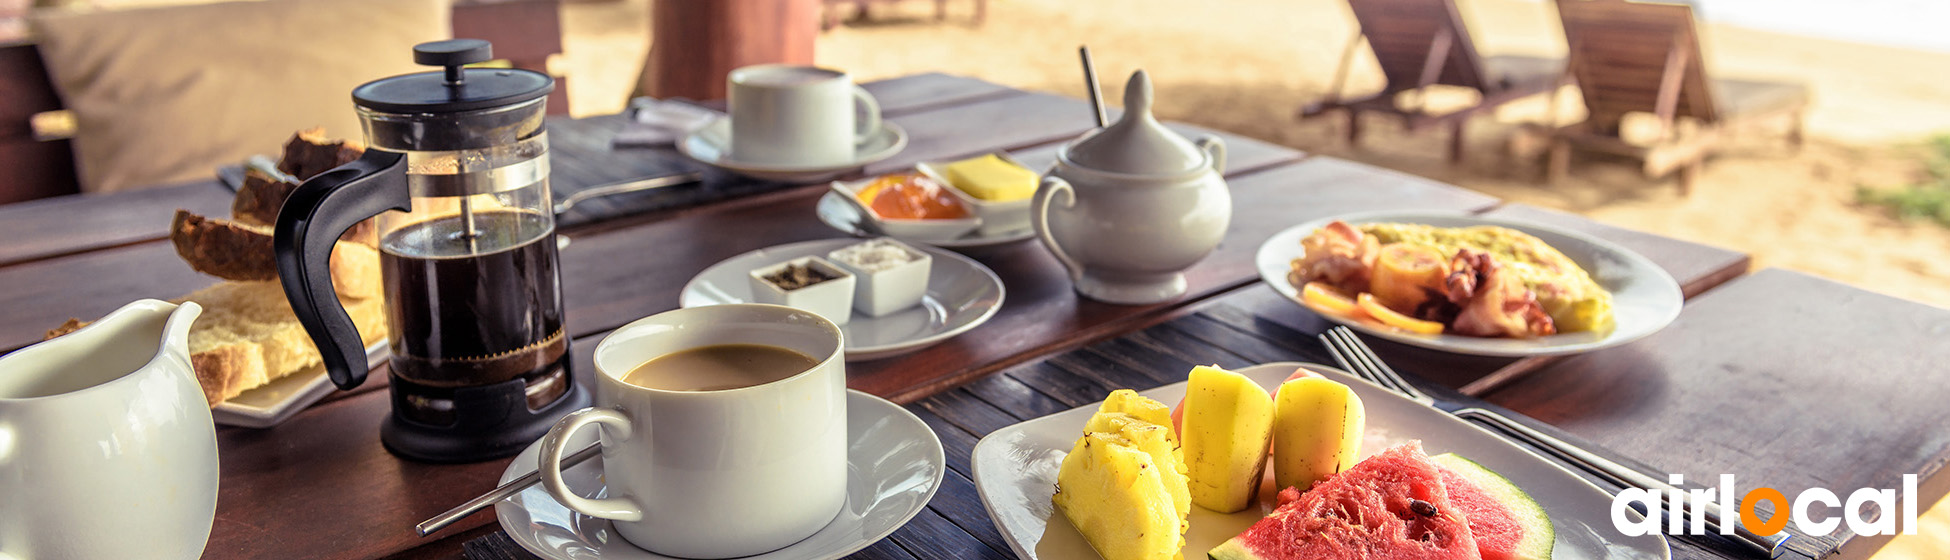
[
  {"x1": 380, "y1": 210, "x2": 569, "y2": 423},
  {"x1": 274, "y1": 39, "x2": 587, "y2": 463}
]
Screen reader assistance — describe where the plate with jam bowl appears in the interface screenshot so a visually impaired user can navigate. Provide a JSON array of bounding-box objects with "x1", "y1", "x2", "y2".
[
  {"x1": 816, "y1": 191, "x2": 1037, "y2": 248},
  {"x1": 681, "y1": 239, "x2": 1005, "y2": 360}
]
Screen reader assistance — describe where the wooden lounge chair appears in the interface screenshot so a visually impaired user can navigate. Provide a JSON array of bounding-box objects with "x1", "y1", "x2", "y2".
[
  {"x1": 1302, "y1": 0, "x2": 1564, "y2": 162},
  {"x1": 1547, "y1": 0, "x2": 1809, "y2": 193}
]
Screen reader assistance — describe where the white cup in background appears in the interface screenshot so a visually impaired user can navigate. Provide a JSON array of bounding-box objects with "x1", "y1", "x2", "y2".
[
  {"x1": 538, "y1": 304, "x2": 848, "y2": 559},
  {"x1": 727, "y1": 64, "x2": 882, "y2": 167}
]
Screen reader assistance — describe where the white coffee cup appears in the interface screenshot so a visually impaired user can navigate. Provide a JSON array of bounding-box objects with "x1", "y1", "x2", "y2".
[
  {"x1": 728, "y1": 64, "x2": 882, "y2": 167},
  {"x1": 539, "y1": 304, "x2": 847, "y2": 558}
]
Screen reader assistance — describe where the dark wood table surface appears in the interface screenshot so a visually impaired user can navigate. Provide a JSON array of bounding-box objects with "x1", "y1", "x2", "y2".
[{"x1": 0, "y1": 73, "x2": 1938, "y2": 560}]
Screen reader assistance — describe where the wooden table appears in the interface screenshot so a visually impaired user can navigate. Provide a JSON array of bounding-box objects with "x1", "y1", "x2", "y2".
[{"x1": 0, "y1": 73, "x2": 1937, "y2": 560}]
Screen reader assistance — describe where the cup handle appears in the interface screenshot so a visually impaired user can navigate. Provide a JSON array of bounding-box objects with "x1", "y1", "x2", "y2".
[
  {"x1": 852, "y1": 85, "x2": 882, "y2": 145},
  {"x1": 541, "y1": 407, "x2": 643, "y2": 522},
  {"x1": 1032, "y1": 176, "x2": 1083, "y2": 283}
]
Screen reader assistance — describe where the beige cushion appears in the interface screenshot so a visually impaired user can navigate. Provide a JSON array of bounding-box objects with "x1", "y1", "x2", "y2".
[{"x1": 33, "y1": 0, "x2": 451, "y2": 193}]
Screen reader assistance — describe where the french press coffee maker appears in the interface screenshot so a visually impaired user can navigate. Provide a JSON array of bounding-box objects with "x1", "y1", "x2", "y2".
[{"x1": 275, "y1": 39, "x2": 585, "y2": 462}]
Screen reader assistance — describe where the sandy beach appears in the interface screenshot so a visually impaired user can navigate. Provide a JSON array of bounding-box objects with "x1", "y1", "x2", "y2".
[{"x1": 557, "y1": 1, "x2": 1950, "y2": 555}]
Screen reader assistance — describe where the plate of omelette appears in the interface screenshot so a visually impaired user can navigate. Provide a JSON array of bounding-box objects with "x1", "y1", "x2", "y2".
[{"x1": 1255, "y1": 211, "x2": 1682, "y2": 357}]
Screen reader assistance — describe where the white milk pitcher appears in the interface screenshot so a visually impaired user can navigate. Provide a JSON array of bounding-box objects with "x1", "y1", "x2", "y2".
[{"x1": 0, "y1": 299, "x2": 219, "y2": 560}]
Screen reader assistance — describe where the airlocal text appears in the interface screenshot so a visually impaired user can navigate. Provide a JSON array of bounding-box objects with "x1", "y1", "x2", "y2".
[{"x1": 1612, "y1": 474, "x2": 1919, "y2": 537}]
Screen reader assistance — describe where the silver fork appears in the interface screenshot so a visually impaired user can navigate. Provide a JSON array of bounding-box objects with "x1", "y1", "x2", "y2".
[{"x1": 1319, "y1": 327, "x2": 1789, "y2": 559}]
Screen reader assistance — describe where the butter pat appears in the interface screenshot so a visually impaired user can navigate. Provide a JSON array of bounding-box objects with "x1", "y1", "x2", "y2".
[{"x1": 941, "y1": 154, "x2": 1036, "y2": 202}]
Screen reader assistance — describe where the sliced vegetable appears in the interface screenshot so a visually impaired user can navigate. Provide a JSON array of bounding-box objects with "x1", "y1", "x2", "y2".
[{"x1": 1356, "y1": 293, "x2": 1445, "y2": 334}]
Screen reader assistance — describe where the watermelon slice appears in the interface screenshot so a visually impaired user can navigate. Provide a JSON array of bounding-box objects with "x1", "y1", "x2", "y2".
[
  {"x1": 1432, "y1": 454, "x2": 1554, "y2": 560},
  {"x1": 1208, "y1": 442, "x2": 1479, "y2": 560}
]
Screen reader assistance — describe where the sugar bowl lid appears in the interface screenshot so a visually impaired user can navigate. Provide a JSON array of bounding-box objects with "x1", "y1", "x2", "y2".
[{"x1": 1062, "y1": 70, "x2": 1207, "y2": 175}]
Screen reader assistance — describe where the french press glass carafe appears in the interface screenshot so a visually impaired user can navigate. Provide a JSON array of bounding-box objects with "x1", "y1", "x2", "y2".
[{"x1": 275, "y1": 39, "x2": 586, "y2": 462}]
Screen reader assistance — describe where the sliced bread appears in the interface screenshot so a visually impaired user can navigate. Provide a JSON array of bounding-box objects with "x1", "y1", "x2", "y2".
[
  {"x1": 178, "y1": 281, "x2": 388, "y2": 406},
  {"x1": 170, "y1": 210, "x2": 382, "y2": 299}
]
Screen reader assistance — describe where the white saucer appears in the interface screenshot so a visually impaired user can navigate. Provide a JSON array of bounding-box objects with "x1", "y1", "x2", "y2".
[
  {"x1": 680, "y1": 239, "x2": 1005, "y2": 361},
  {"x1": 496, "y1": 390, "x2": 945, "y2": 560},
  {"x1": 210, "y1": 341, "x2": 386, "y2": 428},
  {"x1": 679, "y1": 117, "x2": 908, "y2": 183},
  {"x1": 816, "y1": 191, "x2": 1038, "y2": 248}
]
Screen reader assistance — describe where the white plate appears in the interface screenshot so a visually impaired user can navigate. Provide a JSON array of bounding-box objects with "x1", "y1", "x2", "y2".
[
  {"x1": 496, "y1": 390, "x2": 945, "y2": 560},
  {"x1": 816, "y1": 191, "x2": 1038, "y2": 248},
  {"x1": 970, "y1": 362, "x2": 1669, "y2": 560},
  {"x1": 211, "y1": 341, "x2": 387, "y2": 428},
  {"x1": 680, "y1": 239, "x2": 1005, "y2": 361},
  {"x1": 1255, "y1": 211, "x2": 1684, "y2": 357},
  {"x1": 678, "y1": 117, "x2": 908, "y2": 183}
]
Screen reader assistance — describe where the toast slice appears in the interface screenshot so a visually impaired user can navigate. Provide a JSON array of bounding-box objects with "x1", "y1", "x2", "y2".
[
  {"x1": 47, "y1": 281, "x2": 388, "y2": 407},
  {"x1": 179, "y1": 281, "x2": 387, "y2": 405},
  {"x1": 277, "y1": 127, "x2": 364, "y2": 182},
  {"x1": 170, "y1": 210, "x2": 381, "y2": 299}
]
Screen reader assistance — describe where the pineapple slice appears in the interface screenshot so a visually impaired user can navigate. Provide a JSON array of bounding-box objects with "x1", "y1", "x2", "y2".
[
  {"x1": 1098, "y1": 389, "x2": 1179, "y2": 447},
  {"x1": 1180, "y1": 365, "x2": 1275, "y2": 513},
  {"x1": 1084, "y1": 412, "x2": 1191, "y2": 532},
  {"x1": 1271, "y1": 376, "x2": 1366, "y2": 494},
  {"x1": 1053, "y1": 432, "x2": 1186, "y2": 560}
]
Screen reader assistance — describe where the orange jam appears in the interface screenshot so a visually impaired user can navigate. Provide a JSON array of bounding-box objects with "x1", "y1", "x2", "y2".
[{"x1": 856, "y1": 172, "x2": 970, "y2": 220}]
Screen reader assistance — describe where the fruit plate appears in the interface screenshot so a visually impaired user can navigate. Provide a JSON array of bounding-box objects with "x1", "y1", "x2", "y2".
[
  {"x1": 969, "y1": 362, "x2": 1670, "y2": 560},
  {"x1": 1255, "y1": 211, "x2": 1684, "y2": 357}
]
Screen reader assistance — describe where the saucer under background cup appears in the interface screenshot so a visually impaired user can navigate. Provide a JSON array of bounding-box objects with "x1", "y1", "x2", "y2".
[{"x1": 679, "y1": 118, "x2": 908, "y2": 183}]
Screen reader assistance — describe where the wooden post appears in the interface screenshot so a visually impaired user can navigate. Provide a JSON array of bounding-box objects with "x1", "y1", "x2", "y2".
[{"x1": 638, "y1": 0, "x2": 818, "y2": 101}]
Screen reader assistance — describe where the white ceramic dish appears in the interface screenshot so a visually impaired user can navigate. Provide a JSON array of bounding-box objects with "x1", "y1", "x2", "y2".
[
  {"x1": 681, "y1": 239, "x2": 1004, "y2": 361},
  {"x1": 748, "y1": 256, "x2": 857, "y2": 326},
  {"x1": 1255, "y1": 211, "x2": 1683, "y2": 357},
  {"x1": 816, "y1": 191, "x2": 1037, "y2": 248},
  {"x1": 970, "y1": 362, "x2": 1670, "y2": 560},
  {"x1": 916, "y1": 154, "x2": 1036, "y2": 235},
  {"x1": 679, "y1": 117, "x2": 907, "y2": 183},
  {"x1": 828, "y1": 177, "x2": 983, "y2": 240},
  {"x1": 827, "y1": 238, "x2": 933, "y2": 318},
  {"x1": 211, "y1": 341, "x2": 387, "y2": 428},
  {"x1": 497, "y1": 390, "x2": 945, "y2": 560}
]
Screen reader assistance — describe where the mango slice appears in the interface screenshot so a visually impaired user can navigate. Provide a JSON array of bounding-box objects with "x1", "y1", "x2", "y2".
[{"x1": 1271, "y1": 376, "x2": 1366, "y2": 494}]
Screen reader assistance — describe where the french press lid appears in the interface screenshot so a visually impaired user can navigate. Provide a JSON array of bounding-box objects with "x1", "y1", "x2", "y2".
[{"x1": 351, "y1": 39, "x2": 554, "y2": 151}]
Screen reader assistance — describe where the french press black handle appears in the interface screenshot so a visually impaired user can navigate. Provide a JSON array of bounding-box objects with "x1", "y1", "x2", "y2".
[{"x1": 273, "y1": 150, "x2": 410, "y2": 390}]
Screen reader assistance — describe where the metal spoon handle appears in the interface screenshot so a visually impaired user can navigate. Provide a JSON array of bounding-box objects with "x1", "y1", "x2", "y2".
[
  {"x1": 1079, "y1": 46, "x2": 1107, "y2": 127},
  {"x1": 415, "y1": 443, "x2": 602, "y2": 536},
  {"x1": 553, "y1": 171, "x2": 704, "y2": 215}
]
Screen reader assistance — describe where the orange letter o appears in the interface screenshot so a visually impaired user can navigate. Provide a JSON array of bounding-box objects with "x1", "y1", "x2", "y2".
[{"x1": 1740, "y1": 487, "x2": 1790, "y2": 536}]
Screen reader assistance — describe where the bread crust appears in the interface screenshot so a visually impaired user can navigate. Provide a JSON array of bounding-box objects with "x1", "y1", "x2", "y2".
[
  {"x1": 170, "y1": 210, "x2": 381, "y2": 299},
  {"x1": 278, "y1": 127, "x2": 364, "y2": 181},
  {"x1": 229, "y1": 168, "x2": 377, "y2": 246}
]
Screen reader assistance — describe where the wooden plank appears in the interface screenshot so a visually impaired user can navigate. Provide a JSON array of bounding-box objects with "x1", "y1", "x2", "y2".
[
  {"x1": 861, "y1": 72, "x2": 1020, "y2": 116},
  {"x1": 1481, "y1": 203, "x2": 1750, "y2": 298},
  {"x1": 0, "y1": 179, "x2": 233, "y2": 267},
  {"x1": 1487, "y1": 268, "x2": 1950, "y2": 560},
  {"x1": 865, "y1": 93, "x2": 1101, "y2": 175}
]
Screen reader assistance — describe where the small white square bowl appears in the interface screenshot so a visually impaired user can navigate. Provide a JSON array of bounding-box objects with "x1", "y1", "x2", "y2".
[
  {"x1": 827, "y1": 238, "x2": 933, "y2": 317},
  {"x1": 916, "y1": 152, "x2": 1036, "y2": 236},
  {"x1": 829, "y1": 177, "x2": 983, "y2": 240},
  {"x1": 747, "y1": 256, "x2": 857, "y2": 325}
]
